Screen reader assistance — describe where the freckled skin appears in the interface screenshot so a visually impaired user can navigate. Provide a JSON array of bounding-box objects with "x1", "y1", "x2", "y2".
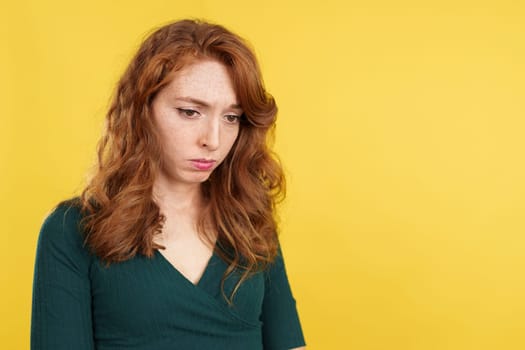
[{"x1": 151, "y1": 60, "x2": 242, "y2": 187}]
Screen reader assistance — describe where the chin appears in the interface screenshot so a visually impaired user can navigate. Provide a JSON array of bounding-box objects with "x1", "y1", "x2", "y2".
[
  {"x1": 159, "y1": 170, "x2": 212, "y2": 187},
  {"x1": 188, "y1": 173, "x2": 212, "y2": 184}
]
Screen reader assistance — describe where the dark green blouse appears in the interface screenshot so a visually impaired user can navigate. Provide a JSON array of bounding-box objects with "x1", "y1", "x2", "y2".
[{"x1": 31, "y1": 202, "x2": 305, "y2": 350}]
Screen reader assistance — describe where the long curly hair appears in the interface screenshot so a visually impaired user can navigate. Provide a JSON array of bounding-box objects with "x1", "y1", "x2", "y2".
[{"x1": 79, "y1": 19, "x2": 285, "y2": 300}]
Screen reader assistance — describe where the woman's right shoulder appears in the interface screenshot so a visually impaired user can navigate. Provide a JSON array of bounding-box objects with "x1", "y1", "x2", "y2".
[
  {"x1": 37, "y1": 197, "x2": 91, "y2": 258},
  {"x1": 42, "y1": 197, "x2": 83, "y2": 230}
]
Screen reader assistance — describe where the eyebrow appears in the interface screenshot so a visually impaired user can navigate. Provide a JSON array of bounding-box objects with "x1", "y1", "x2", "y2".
[{"x1": 175, "y1": 96, "x2": 242, "y2": 110}]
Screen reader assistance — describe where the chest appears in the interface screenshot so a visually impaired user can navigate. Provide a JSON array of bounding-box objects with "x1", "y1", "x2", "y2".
[
  {"x1": 88, "y1": 251, "x2": 265, "y2": 344},
  {"x1": 156, "y1": 236, "x2": 214, "y2": 285},
  {"x1": 152, "y1": 216, "x2": 215, "y2": 285}
]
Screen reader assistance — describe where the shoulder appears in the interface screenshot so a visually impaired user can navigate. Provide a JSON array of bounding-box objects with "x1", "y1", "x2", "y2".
[
  {"x1": 41, "y1": 198, "x2": 83, "y2": 236},
  {"x1": 264, "y1": 246, "x2": 286, "y2": 275},
  {"x1": 262, "y1": 246, "x2": 291, "y2": 291},
  {"x1": 37, "y1": 197, "x2": 91, "y2": 259}
]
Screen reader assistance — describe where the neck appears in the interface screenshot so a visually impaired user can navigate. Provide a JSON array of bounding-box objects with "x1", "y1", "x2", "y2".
[{"x1": 153, "y1": 176, "x2": 204, "y2": 217}]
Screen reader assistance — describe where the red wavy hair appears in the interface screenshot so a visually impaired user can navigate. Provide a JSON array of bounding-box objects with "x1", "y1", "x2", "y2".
[{"x1": 79, "y1": 19, "x2": 285, "y2": 299}]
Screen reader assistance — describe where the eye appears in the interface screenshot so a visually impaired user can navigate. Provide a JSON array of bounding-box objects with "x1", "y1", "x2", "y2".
[
  {"x1": 176, "y1": 108, "x2": 200, "y2": 118},
  {"x1": 224, "y1": 114, "x2": 241, "y2": 124}
]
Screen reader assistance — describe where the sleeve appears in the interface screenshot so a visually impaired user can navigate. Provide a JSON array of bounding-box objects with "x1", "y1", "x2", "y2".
[
  {"x1": 31, "y1": 203, "x2": 95, "y2": 350},
  {"x1": 261, "y1": 246, "x2": 306, "y2": 350}
]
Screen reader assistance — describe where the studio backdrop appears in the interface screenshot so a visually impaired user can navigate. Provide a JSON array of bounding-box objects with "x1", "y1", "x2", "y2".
[{"x1": 2, "y1": 1, "x2": 525, "y2": 349}]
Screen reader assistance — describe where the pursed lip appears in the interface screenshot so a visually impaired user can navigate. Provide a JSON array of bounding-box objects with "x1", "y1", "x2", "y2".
[
  {"x1": 190, "y1": 158, "x2": 216, "y2": 163},
  {"x1": 189, "y1": 159, "x2": 216, "y2": 170}
]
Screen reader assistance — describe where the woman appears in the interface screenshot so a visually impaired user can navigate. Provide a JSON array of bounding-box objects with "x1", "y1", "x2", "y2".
[{"x1": 31, "y1": 19, "x2": 306, "y2": 350}]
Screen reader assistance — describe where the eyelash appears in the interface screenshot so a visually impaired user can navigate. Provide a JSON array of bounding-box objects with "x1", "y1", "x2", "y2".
[
  {"x1": 176, "y1": 108, "x2": 200, "y2": 118},
  {"x1": 224, "y1": 115, "x2": 241, "y2": 124},
  {"x1": 176, "y1": 108, "x2": 241, "y2": 124}
]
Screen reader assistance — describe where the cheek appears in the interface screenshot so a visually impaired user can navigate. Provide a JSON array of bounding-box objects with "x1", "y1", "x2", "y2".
[
  {"x1": 160, "y1": 124, "x2": 187, "y2": 147},
  {"x1": 157, "y1": 132, "x2": 184, "y2": 164}
]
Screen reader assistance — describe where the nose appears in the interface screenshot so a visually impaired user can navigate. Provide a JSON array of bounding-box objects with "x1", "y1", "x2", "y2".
[{"x1": 199, "y1": 117, "x2": 220, "y2": 151}]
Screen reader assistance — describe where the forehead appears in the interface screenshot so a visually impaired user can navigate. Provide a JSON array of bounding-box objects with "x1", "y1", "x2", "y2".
[{"x1": 162, "y1": 59, "x2": 239, "y2": 105}]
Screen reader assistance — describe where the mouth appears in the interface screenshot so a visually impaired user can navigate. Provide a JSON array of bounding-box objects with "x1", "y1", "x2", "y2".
[{"x1": 190, "y1": 159, "x2": 216, "y2": 171}]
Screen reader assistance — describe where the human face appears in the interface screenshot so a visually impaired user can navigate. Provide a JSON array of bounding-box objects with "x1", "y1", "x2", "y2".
[{"x1": 151, "y1": 59, "x2": 242, "y2": 188}]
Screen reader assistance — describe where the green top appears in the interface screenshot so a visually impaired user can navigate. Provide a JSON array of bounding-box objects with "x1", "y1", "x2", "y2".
[{"x1": 31, "y1": 201, "x2": 305, "y2": 350}]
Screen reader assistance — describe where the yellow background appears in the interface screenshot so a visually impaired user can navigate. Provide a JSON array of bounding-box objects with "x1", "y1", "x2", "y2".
[{"x1": 2, "y1": 1, "x2": 525, "y2": 349}]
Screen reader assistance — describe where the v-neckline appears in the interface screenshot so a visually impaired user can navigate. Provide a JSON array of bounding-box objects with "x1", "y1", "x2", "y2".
[{"x1": 154, "y1": 249, "x2": 216, "y2": 287}]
